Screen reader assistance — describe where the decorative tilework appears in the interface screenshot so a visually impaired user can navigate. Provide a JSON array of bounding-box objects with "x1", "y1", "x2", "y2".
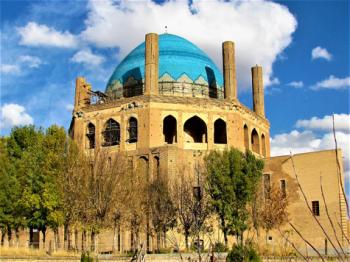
[{"x1": 106, "y1": 34, "x2": 223, "y2": 94}]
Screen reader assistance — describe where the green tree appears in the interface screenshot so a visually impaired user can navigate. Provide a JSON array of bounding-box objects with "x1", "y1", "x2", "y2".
[
  {"x1": 0, "y1": 137, "x2": 24, "y2": 246},
  {"x1": 4, "y1": 125, "x2": 69, "y2": 248},
  {"x1": 205, "y1": 148, "x2": 264, "y2": 246}
]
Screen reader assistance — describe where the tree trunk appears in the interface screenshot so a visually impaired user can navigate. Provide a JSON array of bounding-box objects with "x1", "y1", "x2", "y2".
[
  {"x1": 7, "y1": 225, "x2": 12, "y2": 247},
  {"x1": 64, "y1": 223, "x2": 68, "y2": 250},
  {"x1": 113, "y1": 220, "x2": 117, "y2": 254},
  {"x1": 74, "y1": 229, "x2": 79, "y2": 251},
  {"x1": 15, "y1": 228, "x2": 20, "y2": 247},
  {"x1": 53, "y1": 229, "x2": 58, "y2": 251},
  {"x1": 29, "y1": 227, "x2": 34, "y2": 247},
  {"x1": 91, "y1": 230, "x2": 97, "y2": 252},
  {"x1": 156, "y1": 232, "x2": 160, "y2": 252},
  {"x1": 131, "y1": 231, "x2": 135, "y2": 253},
  {"x1": 42, "y1": 228, "x2": 46, "y2": 249},
  {"x1": 1, "y1": 228, "x2": 5, "y2": 246},
  {"x1": 67, "y1": 227, "x2": 72, "y2": 250},
  {"x1": 223, "y1": 228, "x2": 228, "y2": 247},
  {"x1": 82, "y1": 229, "x2": 86, "y2": 252},
  {"x1": 185, "y1": 230, "x2": 189, "y2": 251},
  {"x1": 163, "y1": 229, "x2": 167, "y2": 248}
]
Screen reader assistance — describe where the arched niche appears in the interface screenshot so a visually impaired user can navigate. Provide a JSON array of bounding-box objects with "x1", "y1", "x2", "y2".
[
  {"x1": 163, "y1": 115, "x2": 177, "y2": 144},
  {"x1": 214, "y1": 118, "x2": 227, "y2": 144},
  {"x1": 251, "y1": 128, "x2": 260, "y2": 154}
]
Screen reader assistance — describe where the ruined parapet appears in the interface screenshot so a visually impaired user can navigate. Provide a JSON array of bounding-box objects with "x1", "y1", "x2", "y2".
[
  {"x1": 74, "y1": 77, "x2": 91, "y2": 111},
  {"x1": 251, "y1": 65, "x2": 265, "y2": 118},
  {"x1": 222, "y1": 41, "x2": 237, "y2": 102},
  {"x1": 144, "y1": 33, "x2": 159, "y2": 96}
]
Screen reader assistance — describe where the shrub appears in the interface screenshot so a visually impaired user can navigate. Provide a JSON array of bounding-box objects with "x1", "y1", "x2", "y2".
[
  {"x1": 226, "y1": 244, "x2": 261, "y2": 262},
  {"x1": 81, "y1": 252, "x2": 94, "y2": 262},
  {"x1": 213, "y1": 242, "x2": 228, "y2": 252}
]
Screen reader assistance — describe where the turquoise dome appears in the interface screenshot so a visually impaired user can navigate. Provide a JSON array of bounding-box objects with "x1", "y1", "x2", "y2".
[{"x1": 106, "y1": 34, "x2": 223, "y2": 94}]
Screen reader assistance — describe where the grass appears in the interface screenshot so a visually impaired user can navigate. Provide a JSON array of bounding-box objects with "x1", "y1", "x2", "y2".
[{"x1": 0, "y1": 246, "x2": 80, "y2": 257}]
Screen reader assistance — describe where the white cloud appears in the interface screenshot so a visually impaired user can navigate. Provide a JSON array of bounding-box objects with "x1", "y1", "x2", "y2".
[
  {"x1": 271, "y1": 129, "x2": 350, "y2": 177},
  {"x1": 311, "y1": 46, "x2": 332, "y2": 61},
  {"x1": 271, "y1": 114, "x2": 350, "y2": 201},
  {"x1": 1, "y1": 55, "x2": 44, "y2": 75},
  {"x1": 17, "y1": 21, "x2": 78, "y2": 48},
  {"x1": 311, "y1": 75, "x2": 350, "y2": 90},
  {"x1": 287, "y1": 81, "x2": 304, "y2": 88},
  {"x1": 296, "y1": 114, "x2": 350, "y2": 133},
  {"x1": 71, "y1": 49, "x2": 105, "y2": 66},
  {"x1": 81, "y1": 0, "x2": 297, "y2": 89},
  {"x1": 0, "y1": 64, "x2": 21, "y2": 74},
  {"x1": 18, "y1": 55, "x2": 43, "y2": 68},
  {"x1": 0, "y1": 103, "x2": 34, "y2": 129}
]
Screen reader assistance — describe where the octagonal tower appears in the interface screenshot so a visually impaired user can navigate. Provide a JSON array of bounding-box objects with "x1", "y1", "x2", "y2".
[{"x1": 70, "y1": 32, "x2": 270, "y2": 174}]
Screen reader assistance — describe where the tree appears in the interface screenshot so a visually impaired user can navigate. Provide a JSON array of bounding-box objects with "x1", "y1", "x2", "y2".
[
  {"x1": 78, "y1": 149, "x2": 128, "y2": 252},
  {"x1": 252, "y1": 182, "x2": 289, "y2": 244},
  {"x1": 171, "y1": 165, "x2": 212, "y2": 252},
  {"x1": 205, "y1": 148, "x2": 264, "y2": 246},
  {"x1": 0, "y1": 137, "x2": 23, "y2": 246},
  {"x1": 148, "y1": 176, "x2": 176, "y2": 252}
]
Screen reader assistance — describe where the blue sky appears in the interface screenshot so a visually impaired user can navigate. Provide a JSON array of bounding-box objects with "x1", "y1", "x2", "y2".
[{"x1": 1, "y1": 0, "x2": 349, "y2": 194}]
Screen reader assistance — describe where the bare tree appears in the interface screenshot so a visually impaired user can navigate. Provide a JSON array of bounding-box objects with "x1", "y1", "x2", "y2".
[
  {"x1": 148, "y1": 175, "x2": 176, "y2": 252},
  {"x1": 78, "y1": 149, "x2": 128, "y2": 253}
]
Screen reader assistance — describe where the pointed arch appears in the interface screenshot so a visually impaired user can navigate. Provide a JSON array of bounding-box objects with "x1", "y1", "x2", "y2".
[
  {"x1": 243, "y1": 124, "x2": 249, "y2": 150},
  {"x1": 184, "y1": 116, "x2": 207, "y2": 143},
  {"x1": 251, "y1": 128, "x2": 260, "y2": 154},
  {"x1": 153, "y1": 156, "x2": 160, "y2": 179},
  {"x1": 86, "y1": 123, "x2": 95, "y2": 149},
  {"x1": 128, "y1": 117, "x2": 138, "y2": 143},
  {"x1": 102, "y1": 119, "x2": 120, "y2": 146},
  {"x1": 163, "y1": 115, "x2": 177, "y2": 144},
  {"x1": 214, "y1": 118, "x2": 227, "y2": 144}
]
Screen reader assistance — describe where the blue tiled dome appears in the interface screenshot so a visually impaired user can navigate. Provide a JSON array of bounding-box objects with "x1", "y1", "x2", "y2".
[{"x1": 106, "y1": 34, "x2": 223, "y2": 94}]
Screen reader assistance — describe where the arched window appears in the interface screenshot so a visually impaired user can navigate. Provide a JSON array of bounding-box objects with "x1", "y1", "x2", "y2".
[
  {"x1": 184, "y1": 116, "x2": 207, "y2": 143},
  {"x1": 261, "y1": 134, "x2": 266, "y2": 157},
  {"x1": 102, "y1": 119, "x2": 120, "y2": 146},
  {"x1": 86, "y1": 123, "x2": 95, "y2": 149},
  {"x1": 251, "y1": 128, "x2": 260, "y2": 154},
  {"x1": 214, "y1": 119, "x2": 227, "y2": 144},
  {"x1": 244, "y1": 124, "x2": 249, "y2": 150},
  {"x1": 163, "y1": 115, "x2": 177, "y2": 144},
  {"x1": 128, "y1": 117, "x2": 138, "y2": 143},
  {"x1": 153, "y1": 156, "x2": 160, "y2": 179}
]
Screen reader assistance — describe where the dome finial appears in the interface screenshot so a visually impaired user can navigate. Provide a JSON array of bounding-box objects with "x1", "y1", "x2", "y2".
[{"x1": 165, "y1": 25, "x2": 168, "y2": 34}]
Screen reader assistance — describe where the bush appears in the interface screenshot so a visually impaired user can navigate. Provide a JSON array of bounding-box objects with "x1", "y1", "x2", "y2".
[
  {"x1": 81, "y1": 252, "x2": 95, "y2": 262},
  {"x1": 213, "y1": 242, "x2": 228, "y2": 252},
  {"x1": 226, "y1": 244, "x2": 261, "y2": 262}
]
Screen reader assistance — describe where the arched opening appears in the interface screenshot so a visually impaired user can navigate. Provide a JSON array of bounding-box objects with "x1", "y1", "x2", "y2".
[
  {"x1": 244, "y1": 124, "x2": 249, "y2": 150},
  {"x1": 137, "y1": 156, "x2": 149, "y2": 176},
  {"x1": 153, "y1": 156, "x2": 160, "y2": 179},
  {"x1": 184, "y1": 116, "x2": 207, "y2": 143},
  {"x1": 251, "y1": 128, "x2": 260, "y2": 154},
  {"x1": 128, "y1": 117, "x2": 138, "y2": 143},
  {"x1": 163, "y1": 115, "x2": 177, "y2": 144},
  {"x1": 261, "y1": 134, "x2": 266, "y2": 157},
  {"x1": 214, "y1": 119, "x2": 227, "y2": 144},
  {"x1": 102, "y1": 119, "x2": 120, "y2": 146},
  {"x1": 86, "y1": 123, "x2": 95, "y2": 149}
]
